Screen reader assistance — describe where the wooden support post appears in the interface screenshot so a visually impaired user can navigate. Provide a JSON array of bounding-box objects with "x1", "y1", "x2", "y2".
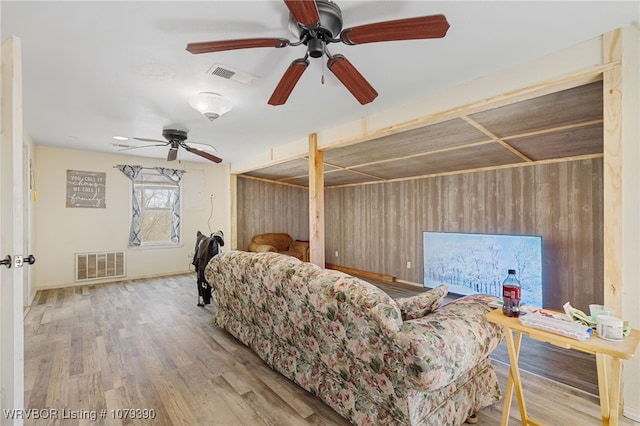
[
  {"x1": 230, "y1": 173, "x2": 238, "y2": 250},
  {"x1": 308, "y1": 134, "x2": 325, "y2": 267},
  {"x1": 602, "y1": 28, "x2": 624, "y2": 420},
  {"x1": 602, "y1": 29, "x2": 623, "y2": 318}
]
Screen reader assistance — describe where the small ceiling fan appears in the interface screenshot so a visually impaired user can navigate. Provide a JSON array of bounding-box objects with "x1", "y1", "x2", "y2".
[
  {"x1": 186, "y1": 0, "x2": 449, "y2": 106},
  {"x1": 126, "y1": 129, "x2": 222, "y2": 163}
]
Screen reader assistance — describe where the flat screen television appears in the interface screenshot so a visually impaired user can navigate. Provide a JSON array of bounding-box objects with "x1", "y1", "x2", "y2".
[{"x1": 423, "y1": 231, "x2": 543, "y2": 307}]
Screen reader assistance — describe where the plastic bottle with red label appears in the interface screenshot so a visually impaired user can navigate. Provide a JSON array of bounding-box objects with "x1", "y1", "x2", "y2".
[{"x1": 502, "y1": 269, "x2": 521, "y2": 317}]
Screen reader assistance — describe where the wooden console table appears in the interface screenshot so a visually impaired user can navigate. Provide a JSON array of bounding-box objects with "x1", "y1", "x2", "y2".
[{"x1": 485, "y1": 309, "x2": 639, "y2": 426}]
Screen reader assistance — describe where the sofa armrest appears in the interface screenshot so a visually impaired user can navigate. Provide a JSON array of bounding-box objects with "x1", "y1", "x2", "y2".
[
  {"x1": 397, "y1": 294, "x2": 503, "y2": 391},
  {"x1": 289, "y1": 240, "x2": 310, "y2": 262},
  {"x1": 395, "y1": 285, "x2": 448, "y2": 320},
  {"x1": 248, "y1": 242, "x2": 278, "y2": 253}
]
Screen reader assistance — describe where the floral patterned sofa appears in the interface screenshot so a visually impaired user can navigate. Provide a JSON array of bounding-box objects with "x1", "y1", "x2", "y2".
[{"x1": 205, "y1": 251, "x2": 504, "y2": 425}]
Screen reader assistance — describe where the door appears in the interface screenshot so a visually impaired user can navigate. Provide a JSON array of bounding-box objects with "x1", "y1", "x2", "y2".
[{"x1": 0, "y1": 36, "x2": 25, "y2": 426}]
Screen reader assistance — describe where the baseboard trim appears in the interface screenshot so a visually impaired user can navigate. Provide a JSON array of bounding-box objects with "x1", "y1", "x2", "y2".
[
  {"x1": 33, "y1": 270, "x2": 195, "y2": 292},
  {"x1": 325, "y1": 263, "x2": 395, "y2": 282},
  {"x1": 394, "y1": 278, "x2": 426, "y2": 288}
]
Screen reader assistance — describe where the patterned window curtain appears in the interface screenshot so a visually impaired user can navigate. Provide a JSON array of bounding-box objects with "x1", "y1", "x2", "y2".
[
  {"x1": 116, "y1": 165, "x2": 144, "y2": 246},
  {"x1": 154, "y1": 167, "x2": 186, "y2": 243}
]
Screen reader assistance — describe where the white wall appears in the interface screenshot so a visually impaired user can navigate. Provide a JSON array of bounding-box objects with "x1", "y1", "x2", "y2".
[{"x1": 33, "y1": 145, "x2": 230, "y2": 289}]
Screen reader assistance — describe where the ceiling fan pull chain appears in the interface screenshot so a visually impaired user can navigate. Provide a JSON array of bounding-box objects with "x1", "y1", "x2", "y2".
[{"x1": 321, "y1": 58, "x2": 325, "y2": 85}]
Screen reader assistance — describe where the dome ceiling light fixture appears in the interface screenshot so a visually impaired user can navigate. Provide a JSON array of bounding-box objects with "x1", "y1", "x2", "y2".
[{"x1": 188, "y1": 92, "x2": 233, "y2": 121}]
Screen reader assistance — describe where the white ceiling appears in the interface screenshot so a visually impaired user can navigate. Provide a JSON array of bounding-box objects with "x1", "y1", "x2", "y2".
[{"x1": 1, "y1": 1, "x2": 638, "y2": 166}]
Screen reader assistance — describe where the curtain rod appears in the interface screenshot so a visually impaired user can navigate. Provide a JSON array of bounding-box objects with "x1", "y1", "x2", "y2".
[
  {"x1": 112, "y1": 166, "x2": 155, "y2": 170},
  {"x1": 112, "y1": 165, "x2": 186, "y2": 172}
]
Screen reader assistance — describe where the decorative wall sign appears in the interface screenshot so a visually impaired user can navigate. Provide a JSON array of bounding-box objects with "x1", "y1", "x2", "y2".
[{"x1": 66, "y1": 170, "x2": 106, "y2": 208}]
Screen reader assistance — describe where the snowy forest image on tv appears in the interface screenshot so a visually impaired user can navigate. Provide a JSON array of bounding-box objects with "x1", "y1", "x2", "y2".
[{"x1": 423, "y1": 232, "x2": 543, "y2": 307}]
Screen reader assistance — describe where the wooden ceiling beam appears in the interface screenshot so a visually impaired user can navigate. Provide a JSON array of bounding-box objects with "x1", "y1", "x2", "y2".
[{"x1": 461, "y1": 116, "x2": 533, "y2": 162}]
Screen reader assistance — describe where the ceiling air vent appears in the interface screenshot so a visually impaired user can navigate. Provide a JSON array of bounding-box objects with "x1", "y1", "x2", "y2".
[
  {"x1": 207, "y1": 64, "x2": 258, "y2": 86},
  {"x1": 211, "y1": 67, "x2": 235, "y2": 80},
  {"x1": 110, "y1": 142, "x2": 131, "y2": 149}
]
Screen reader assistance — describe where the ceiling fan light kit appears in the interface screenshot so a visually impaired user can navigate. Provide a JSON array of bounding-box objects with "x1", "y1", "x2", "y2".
[
  {"x1": 188, "y1": 92, "x2": 233, "y2": 121},
  {"x1": 186, "y1": 0, "x2": 449, "y2": 106}
]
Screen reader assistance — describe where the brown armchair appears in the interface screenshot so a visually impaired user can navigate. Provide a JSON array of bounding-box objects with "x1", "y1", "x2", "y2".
[{"x1": 248, "y1": 233, "x2": 309, "y2": 262}]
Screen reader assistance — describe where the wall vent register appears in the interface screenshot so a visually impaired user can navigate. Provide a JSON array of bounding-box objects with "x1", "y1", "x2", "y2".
[{"x1": 75, "y1": 251, "x2": 125, "y2": 281}]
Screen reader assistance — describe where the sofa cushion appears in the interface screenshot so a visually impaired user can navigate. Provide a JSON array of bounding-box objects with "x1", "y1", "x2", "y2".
[
  {"x1": 248, "y1": 242, "x2": 278, "y2": 253},
  {"x1": 395, "y1": 285, "x2": 448, "y2": 320}
]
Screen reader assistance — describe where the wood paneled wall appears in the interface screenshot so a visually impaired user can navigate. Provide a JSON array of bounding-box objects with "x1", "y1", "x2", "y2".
[
  {"x1": 325, "y1": 159, "x2": 604, "y2": 311},
  {"x1": 236, "y1": 160, "x2": 603, "y2": 311},
  {"x1": 237, "y1": 177, "x2": 309, "y2": 252}
]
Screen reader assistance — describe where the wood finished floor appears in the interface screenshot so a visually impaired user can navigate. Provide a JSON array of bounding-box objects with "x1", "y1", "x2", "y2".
[{"x1": 24, "y1": 273, "x2": 639, "y2": 426}]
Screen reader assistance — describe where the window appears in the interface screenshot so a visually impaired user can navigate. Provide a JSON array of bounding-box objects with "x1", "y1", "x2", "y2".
[
  {"x1": 116, "y1": 165, "x2": 185, "y2": 247},
  {"x1": 134, "y1": 170, "x2": 181, "y2": 245},
  {"x1": 134, "y1": 170, "x2": 180, "y2": 244}
]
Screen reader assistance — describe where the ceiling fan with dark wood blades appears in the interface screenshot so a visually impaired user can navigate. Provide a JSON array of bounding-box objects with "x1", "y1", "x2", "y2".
[
  {"x1": 123, "y1": 129, "x2": 223, "y2": 163},
  {"x1": 186, "y1": 0, "x2": 449, "y2": 106}
]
